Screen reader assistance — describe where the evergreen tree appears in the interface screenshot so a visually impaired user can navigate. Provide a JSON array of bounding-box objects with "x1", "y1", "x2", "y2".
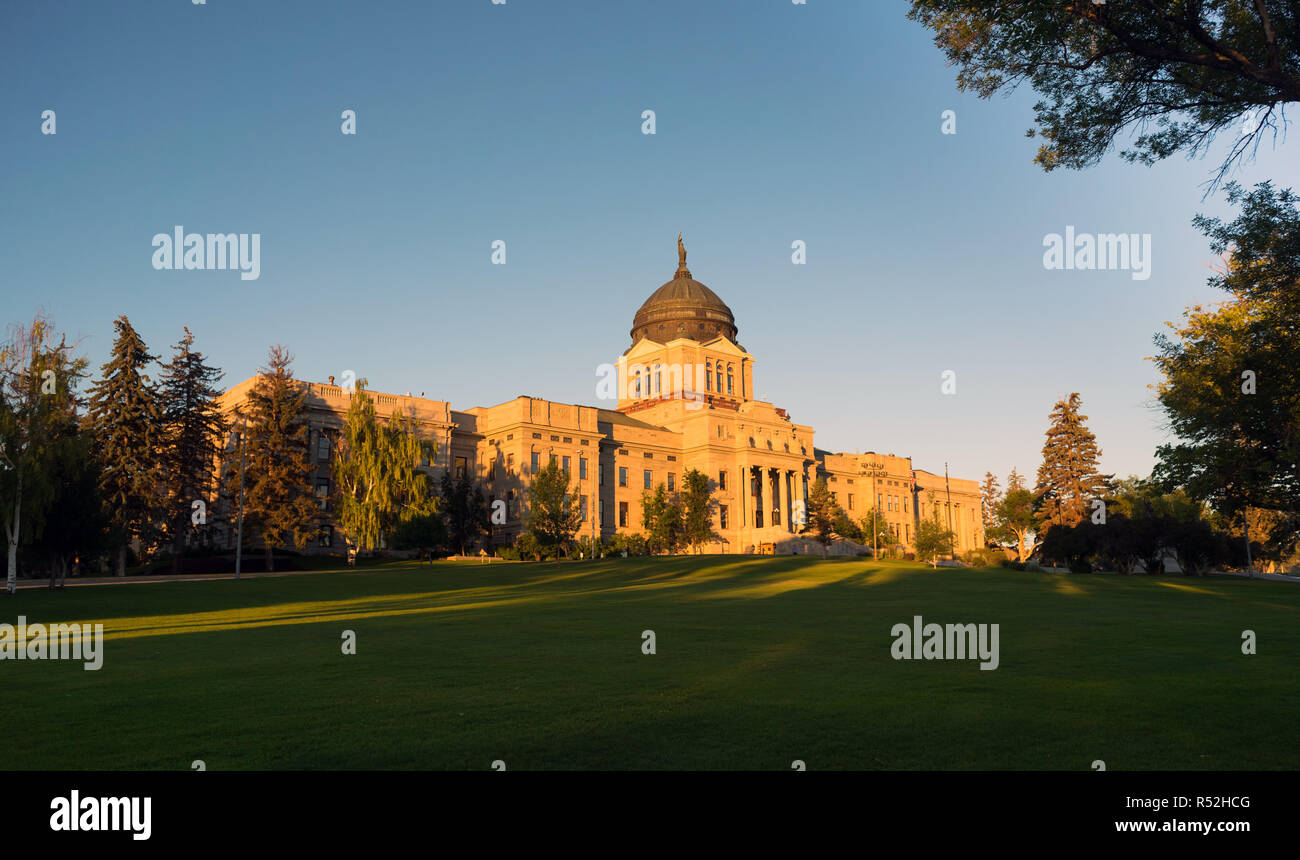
[
  {"x1": 86, "y1": 315, "x2": 164, "y2": 578},
  {"x1": 1, "y1": 314, "x2": 88, "y2": 592},
  {"x1": 1034, "y1": 393, "x2": 1110, "y2": 532},
  {"x1": 678, "y1": 468, "x2": 718, "y2": 552},
  {"x1": 979, "y1": 472, "x2": 1002, "y2": 537},
  {"x1": 801, "y1": 478, "x2": 837, "y2": 556},
  {"x1": 524, "y1": 460, "x2": 581, "y2": 557},
  {"x1": 331, "y1": 380, "x2": 439, "y2": 553},
  {"x1": 158, "y1": 327, "x2": 226, "y2": 572},
  {"x1": 1006, "y1": 467, "x2": 1027, "y2": 493},
  {"x1": 228, "y1": 346, "x2": 318, "y2": 571},
  {"x1": 440, "y1": 469, "x2": 488, "y2": 556}
]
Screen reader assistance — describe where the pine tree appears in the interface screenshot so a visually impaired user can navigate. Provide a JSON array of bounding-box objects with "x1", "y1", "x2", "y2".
[
  {"x1": 228, "y1": 346, "x2": 318, "y2": 572},
  {"x1": 1035, "y1": 393, "x2": 1110, "y2": 532},
  {"x1": 158, "y1": 328, "x2": 226, "y2": 572},
  {"x1": 439, "y1": 470, "x2": 486, "y2": 556},
  {"x1": 1006, "y1": 467, "x2": 1027, "y2": 493},
  {"x1": 801, "y1": 477, "x2": 837, "y2": 556},
  {"x1": 87, "y1": 315, "x2": 164, "y2": 577},
  {"x1": 979, "y1": 471, "x2": 1010, "y2": 547},
  {"x1": 0, "y1": 314, "x2": 89, "y2": 592},
  {"x1": 979, "y1": 472, "x2": 1001, "y2": 533}
]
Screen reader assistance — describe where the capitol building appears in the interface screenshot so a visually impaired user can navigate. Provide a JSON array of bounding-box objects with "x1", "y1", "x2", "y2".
[{"x1": 221, "y1": 240, "x2": 985, "y2": 556}]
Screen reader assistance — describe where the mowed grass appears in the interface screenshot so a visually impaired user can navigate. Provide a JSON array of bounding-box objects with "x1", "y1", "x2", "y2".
[{"x1": 2, "y1": 556, "x2": 1297, "y2": 770}]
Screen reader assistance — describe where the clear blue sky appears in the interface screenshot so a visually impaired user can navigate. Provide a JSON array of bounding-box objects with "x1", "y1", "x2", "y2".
[{"x1": 2, "y1": 0, "x2": 1295, "y2": 484}]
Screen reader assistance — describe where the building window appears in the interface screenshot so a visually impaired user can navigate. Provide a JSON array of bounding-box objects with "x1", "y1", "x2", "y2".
[
  {"x1": 727, "y1": 364, "x2": 734, "y2": 394},
  {"x1": 562, "y1": 455, "x2": 570, "y2": 474},
  {"x1": 619, "y1": 502, "x2": 629, "y2": 527},
  {"x1": 562, "y1": 436, "x2": 572, "y2": 444},
  {"x1": 318, "y1": 526, "x2": 332, "y2": 548},
  {"x1": 706, "y1": 361, "x2": 713, "y2": 391},
  {"x1": 749, "y1": 437, "x2": 755, "y2": 448},
  {"x1": 716, "y1": 366, "x2": 723, "y2": 391},
  {"x1": 580, "y1": 496, "x2": 588, "y2": 521},
  {"x1": 667, "y1": 473, "x2": 675, "y2": 492},
  {"x1": 644, "y1": 470, "x2": 652, "y2": 490},
  {"x1": 634, "y1": 369, "x2": 642, "y2": 397},
  {"x1": 848, "y1": 493, "x2": 854, "y2": 511},
  {"x1": 599, "y1": 463, "x2": 605, "y2": 486},
  {"x1": 619, "y1": 467, "x2": 627, "y2": 487},
  {"x1": 455, "y1": 456, "x2": 467, "y2": 480},
  {"x1": 550, "y1": 435, "x2": 559, "y2": 442},
  {"x1": 719, "y1": 505, "x2": 729, "y2": 529},
  {"x1": 579, "y1": 457, "x2": 588, "y2": 480},
  {"x1": 315, "y1": 479, "x2": 329, "y2": 510},
  {"x1": 532, "y1": 432, "x2": 542, "y2": 439},
  {"x1": 317, "y1": 433, "x2": 330, "y2": 461},
  {"x1": 531, "y1": 452, "x2": 540, "y2": 473},
  {"x1": 507, "y1": 454, "x2": 515, "y2": 475},
  {"x1": 716, "y1": 424, "x2": 724, "y2": 439},
  {"x1": 719, "y1": 471, "x2": 727, "y2": 490}
]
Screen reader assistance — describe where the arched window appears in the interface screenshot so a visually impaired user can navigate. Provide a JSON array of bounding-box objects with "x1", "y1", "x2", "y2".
[
  {"x1": 634, "y1": 369, "x2": 642, "y2": 398},
  {"x1": 749, "y1": 437, "x2": 756, "y2": 448},
  {"x1": 705, "y1": 361, "x2": 713, "y2": 391},
  {"x1": 727, "y1": 364, "x2": 734, "y2": 395},
  {"x1": 766, "y1": 440, "x2": 773, "y2": 450}
]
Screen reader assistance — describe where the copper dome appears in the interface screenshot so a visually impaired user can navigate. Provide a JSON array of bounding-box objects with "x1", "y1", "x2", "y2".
[{"x1": 630, "y1": 238, "x2": 737, "y2": 344}]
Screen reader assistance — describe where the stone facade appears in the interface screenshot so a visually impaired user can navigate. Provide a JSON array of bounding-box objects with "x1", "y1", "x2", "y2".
[{"x1": 218, "y1": 244, "x2": 984, "y2": 556}]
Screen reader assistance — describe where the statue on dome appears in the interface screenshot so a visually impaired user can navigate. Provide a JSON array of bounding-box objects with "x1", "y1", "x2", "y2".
[{"x1": 677, "y1": 232, "x2": 687, "y2": 269}]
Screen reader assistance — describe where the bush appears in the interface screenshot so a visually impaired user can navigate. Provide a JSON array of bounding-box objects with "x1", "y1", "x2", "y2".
[
  {"x1": 964, "y1": 547, "x2": 1003, "y2": 568},
  {"x1": 999, "y1": 559, "x2": 1027, "y2": 571},
  {"x1": 1068, "y1": 557, "x2": 1093, "y2": 574}
]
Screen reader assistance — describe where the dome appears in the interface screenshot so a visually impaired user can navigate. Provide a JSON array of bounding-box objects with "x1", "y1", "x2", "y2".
[{"x1": 630, "y1": 238, "x2": 737, "y2": 344}]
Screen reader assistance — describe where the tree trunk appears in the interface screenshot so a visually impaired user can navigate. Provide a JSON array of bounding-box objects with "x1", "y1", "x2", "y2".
[
  {"x1": 5, "y1": 469, "x2": 21, "y2": 594},
  {"x1": 116, "y1": 543, "x2": 127, "y2": 578},
  {"x1": 265, "y1": 543, "x2": 274, "y2": 573}
]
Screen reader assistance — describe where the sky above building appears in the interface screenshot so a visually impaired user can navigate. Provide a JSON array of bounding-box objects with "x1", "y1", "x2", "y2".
[{"x1": 3, "y1": 0, "x2": 1296, "y2": 484}]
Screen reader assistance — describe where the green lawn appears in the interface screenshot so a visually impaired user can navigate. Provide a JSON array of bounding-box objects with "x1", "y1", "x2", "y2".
[{"x1": 2, "y1": 556, "x2": 1296, "y2": 770}]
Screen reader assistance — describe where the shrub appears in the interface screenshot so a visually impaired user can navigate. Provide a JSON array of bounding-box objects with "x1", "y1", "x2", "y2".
[
  {"x1": 964, "y1": 547, "x2": 1002, "y2": 568},
  {"x1": 999, "y1": 559, "x2": 1027, "y2": 571}
]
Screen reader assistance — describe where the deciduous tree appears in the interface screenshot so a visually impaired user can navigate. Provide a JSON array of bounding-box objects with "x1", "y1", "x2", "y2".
[{"x1": 908, "y1": 0, "x2": 1300, "y2": 187}]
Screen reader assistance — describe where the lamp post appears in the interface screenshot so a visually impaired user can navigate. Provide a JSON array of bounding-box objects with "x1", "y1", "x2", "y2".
[
  {"x1": 234, "y1": 418, "x2": 246, "y2": 580},
  {"x1": 944, "y1": 462, "x2": 954, "y2": 561}
]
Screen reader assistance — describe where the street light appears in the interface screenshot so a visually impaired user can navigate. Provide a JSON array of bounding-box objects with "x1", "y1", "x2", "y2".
[{"x1": 234, "y1": 418, "x2": 246, "y2": 580}]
